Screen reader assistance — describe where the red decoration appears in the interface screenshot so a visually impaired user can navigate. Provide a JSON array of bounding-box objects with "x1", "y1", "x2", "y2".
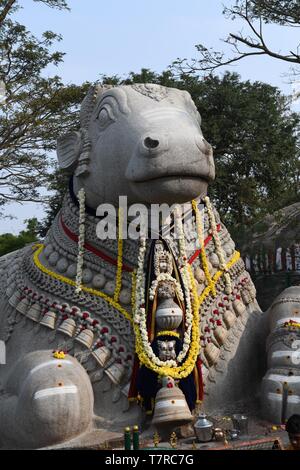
[
  {"x1": 167, "y1": 382, "x2": 173, "y2": 389},
  {"x1": 101, "y1": 327, "x2": 109, "y2": 334},
  {"x1": 82, "y1": 312, "x2": 89, "y2": 319}
]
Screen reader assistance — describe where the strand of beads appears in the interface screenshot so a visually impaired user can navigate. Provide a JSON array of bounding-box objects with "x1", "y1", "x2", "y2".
[
  {"x1": 114, "y1": 207, "x2": 123, "y2": 302},
  {"x1": 204, "y1": 196, "x2": 232, "y2": 295},
  {"x1": 192, "y1": 199, "x2": 216, "y2": 296},
  {"x1": 75, "y1": 188, "x2": 86, "y2": 294}
]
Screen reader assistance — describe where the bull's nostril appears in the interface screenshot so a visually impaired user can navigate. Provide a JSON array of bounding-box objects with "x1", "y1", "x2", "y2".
[{"x1": 144, "y1": 137, "x2": 159, "y2": 149}]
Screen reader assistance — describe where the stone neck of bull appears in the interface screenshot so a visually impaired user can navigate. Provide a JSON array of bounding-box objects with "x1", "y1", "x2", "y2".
[{"x1": 44, "y1": 187, "x2": 221, "y2": 288}]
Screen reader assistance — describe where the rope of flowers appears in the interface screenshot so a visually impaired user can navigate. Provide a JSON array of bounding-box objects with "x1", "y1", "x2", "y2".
[
  {"x1": 204, "y1": 196, "x2": 232, "y2": 295},
  {"x1": 32, "y1": 244, "x2": 132, "y2": 322},
  {"x1": 132, "y1": 207, "x2": 200, "y2": 377},
  {"x1": 192, "y1": 199, "x2": 216, "y2": 296}
]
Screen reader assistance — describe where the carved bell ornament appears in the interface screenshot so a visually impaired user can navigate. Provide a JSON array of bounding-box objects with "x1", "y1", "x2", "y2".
[
  {"x1": 91, "y1": 345, "x2": 111, "y2": 367},
  {"x1": 152, "y1": 377, "x2": 193, "y2": 427},
  {"x1": 204, "y1": 342, "x2": 220, "y2": 366},
  {"x1": 16, "y1": 296, "x2": 30, "y2": 315},
  {"x1": 104, "y1": 361, "x2": 125, "y2": 385},
  {"x1": 232, "y1": 299, "x2": 246, "y2": 316},
  {"x1": 26, "y1": 303, "x2": 42, "y2": 322},
  {"x1": 223, "y1": 309, "x2": 236, "y2": 329},
  {"x1": 214, "y1": 325, "x2": 228, "y2": 346},
  {"x1": 57, "y1": 317, "x2": 76, "y2": 337},
  {"x1": 155, "y1": 297, "x2": 183, "y2": 330},
  {"x1": 74, "y1": 328, "x2": 94, "y2": 349},
  {"x1": 40, "y1": 310, "x2": 57, "y2": 330}
]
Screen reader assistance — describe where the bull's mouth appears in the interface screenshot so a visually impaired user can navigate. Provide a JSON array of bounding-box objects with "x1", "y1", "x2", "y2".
[{"x1": 130, "y1": 174, "x2": 211, "y2": 184}]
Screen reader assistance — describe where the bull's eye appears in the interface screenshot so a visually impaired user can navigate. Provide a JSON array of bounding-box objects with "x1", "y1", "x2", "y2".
[{"x1": 97, "y1": 106, "x2": 115, "y2": 129}]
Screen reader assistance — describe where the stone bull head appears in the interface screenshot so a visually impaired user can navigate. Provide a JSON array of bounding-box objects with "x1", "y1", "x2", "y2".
[{"x1": 57, "y1": 83, "x2": 215, "y2": 206}]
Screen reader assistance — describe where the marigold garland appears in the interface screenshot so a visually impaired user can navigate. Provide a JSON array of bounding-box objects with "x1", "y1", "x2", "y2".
[
  {"x1": 156, "y1": 331, "x2": 180, "y2": 339},
  {"x1": 192, "y1": 199, "x2": 216, "y2": 297},
  {"x1": 32, "y1": 244, "x2": 132, "y2": 323}
]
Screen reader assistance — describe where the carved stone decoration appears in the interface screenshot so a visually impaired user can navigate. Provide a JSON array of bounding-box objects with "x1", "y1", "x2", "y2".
[{"x1": 0, "y1": 83, "x2": 266, "y2": 450}]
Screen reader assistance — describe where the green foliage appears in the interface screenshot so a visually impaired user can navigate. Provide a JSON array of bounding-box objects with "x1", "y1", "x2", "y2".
[
  {"x1": 0, "y1": 15, "x2": 90, "y2": 207},
  {"x1": 0, "y1": 217, "x2": 38, "y2": 256}
]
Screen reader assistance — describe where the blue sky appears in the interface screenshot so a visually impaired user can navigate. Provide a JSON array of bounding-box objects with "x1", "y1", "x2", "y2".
[{"x1": 1, "y1": 0, "x2": 300, "y2": 233}]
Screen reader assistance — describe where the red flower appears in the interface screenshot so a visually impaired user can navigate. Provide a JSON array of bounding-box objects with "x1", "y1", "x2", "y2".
[
  {"x1": 118, "y1": 346, "x2": 125, "y2": 353},
  {"x1": 110, "y1": 336, "x2": 117, "y2": 343},
  {"x1": 62, "y1": 314, "x2": 68, "y2": 321},
  {"x1": 213, "y1": 309, "x2": 219, "y2": 315},
  {"x1": 92, "y1": 319, "x2": 99, "y2": 326},
  {"x1": 209, "y1": 318, "x2": 215, "y2": 323},
  {"x1": 204, "y1": 327, "x2": 210, "y2": 333},
  {"x1": 96, "y1": 340, "x2": 104, "y2": 348},
  {"x1": 216, "y1": 320, "x2": 222, "y2": 326},
  {"x1": 101, "y1": 327, "x2": 109, "y2": 334},
  {"x1": 218, "y1": 303, "x2": 224, "y2": 308},
  {"x1": 82, "y1": 312, "x2": 89, "y2": 320},
  {"x1": 51, "y1": 302, "x2": 57, "y2": 308},
  {"x1": 223, "y1": 296, "x2": 228, "y2": 301},
  {"x1": 236, "y1": 295, "x2": 241, "y2": 300}
]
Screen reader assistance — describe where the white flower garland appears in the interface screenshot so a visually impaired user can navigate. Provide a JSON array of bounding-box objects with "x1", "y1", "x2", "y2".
[
  {"x1": 174, "y1": 206, "x2": 193, "y2": 362},
  {"x1": 204, "y1": 196, "x2": 232, "y2": 294},
  {"x1": 133, "y1": 237, "x2": 178, "y2": 368},
  {"x1": 75, "y1": 188, "x2": 86, "y2": 294}
]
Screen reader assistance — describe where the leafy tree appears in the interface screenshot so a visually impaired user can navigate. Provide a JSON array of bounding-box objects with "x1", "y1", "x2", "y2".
[
  {"x1": 39, "y1": 69, "x2": 300, "y2": 244},
  {"x1": 0, "y1": 0, "x2": 88, "y2": 211},
  {"x1": 173, "y1": 0, "x2": 300, "y2": 77},
  {"x1": 0, "y1": 217, "x2": 38, "y2": 256}
]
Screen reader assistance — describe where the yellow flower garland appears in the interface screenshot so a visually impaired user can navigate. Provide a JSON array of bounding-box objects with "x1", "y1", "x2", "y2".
[
  {"x1": 156, "y1": 331, "x2": 180, "y2": 339},
  {"x1": 192, "y1": 199, "x2": 216, "y2": 297},
  {"x1": 133, "y1": 266, "x2": 200, "y2": 379},
  {"x1": 32, "y1": 244, "x2": 132, "y2": 323},
  {"x1": 132, "y1": 250, "x2": 240, "y2": 379},
  {"x1": 114, "y1": 207, "x2": 123, "y2": 302}
]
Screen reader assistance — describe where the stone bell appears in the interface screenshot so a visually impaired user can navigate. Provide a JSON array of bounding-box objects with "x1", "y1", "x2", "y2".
[
  {"x1": 91, "y1": 345, "x2": 111, "y2": 367},
  {"x1": 214, "y1": 325, "x2": 228, "y2": 346},
  {"x1": 155, "y1": 297, "x2": 183, "y2": 330},
  {"x1": 74, "y1": 328, "x2": 94, "y2": 349},
  {"x1": 204, "y1": 342, "x2": 220, "y2": 366},
  {"x1": 26, "y1": 302, "x2": 42, "y2": 322},
  {"x1": 241, "y1": 290, "x2": 251, "y2": 305},
  {"x1": 57, "y1": 317, "x2": 76, "y2": 337},
  {"x1": 8, "y1": 290, "x2": 20, "y2": 308},
  {"x1": 104, "y1": 361, "x2": 125, "y2": 385},
  {"x1": 232, "y1": 298, "x2": 246, "y2": 316},
  {"x1": 40, "y1": 310, "x2": 56, "y2": 330},
  {"x1": 152, "y1": 377, "x2": 192, "y2": 432},
  {"x1": 223, "y1": 309, "x2": 236, "y2": 329},
  {"x1": 16, "y1": 296, "x2": 30, "y2": 315}
]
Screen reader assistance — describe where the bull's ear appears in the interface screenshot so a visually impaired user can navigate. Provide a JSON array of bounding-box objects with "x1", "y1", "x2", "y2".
[{"x1": 56, "y1": 131, "x2": 82, "y2": 171}]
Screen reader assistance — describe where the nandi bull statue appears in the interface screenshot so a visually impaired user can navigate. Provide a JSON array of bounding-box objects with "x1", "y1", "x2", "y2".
[{"x1": 0, "y1": 83, "x2": 297, "y2": 449}]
